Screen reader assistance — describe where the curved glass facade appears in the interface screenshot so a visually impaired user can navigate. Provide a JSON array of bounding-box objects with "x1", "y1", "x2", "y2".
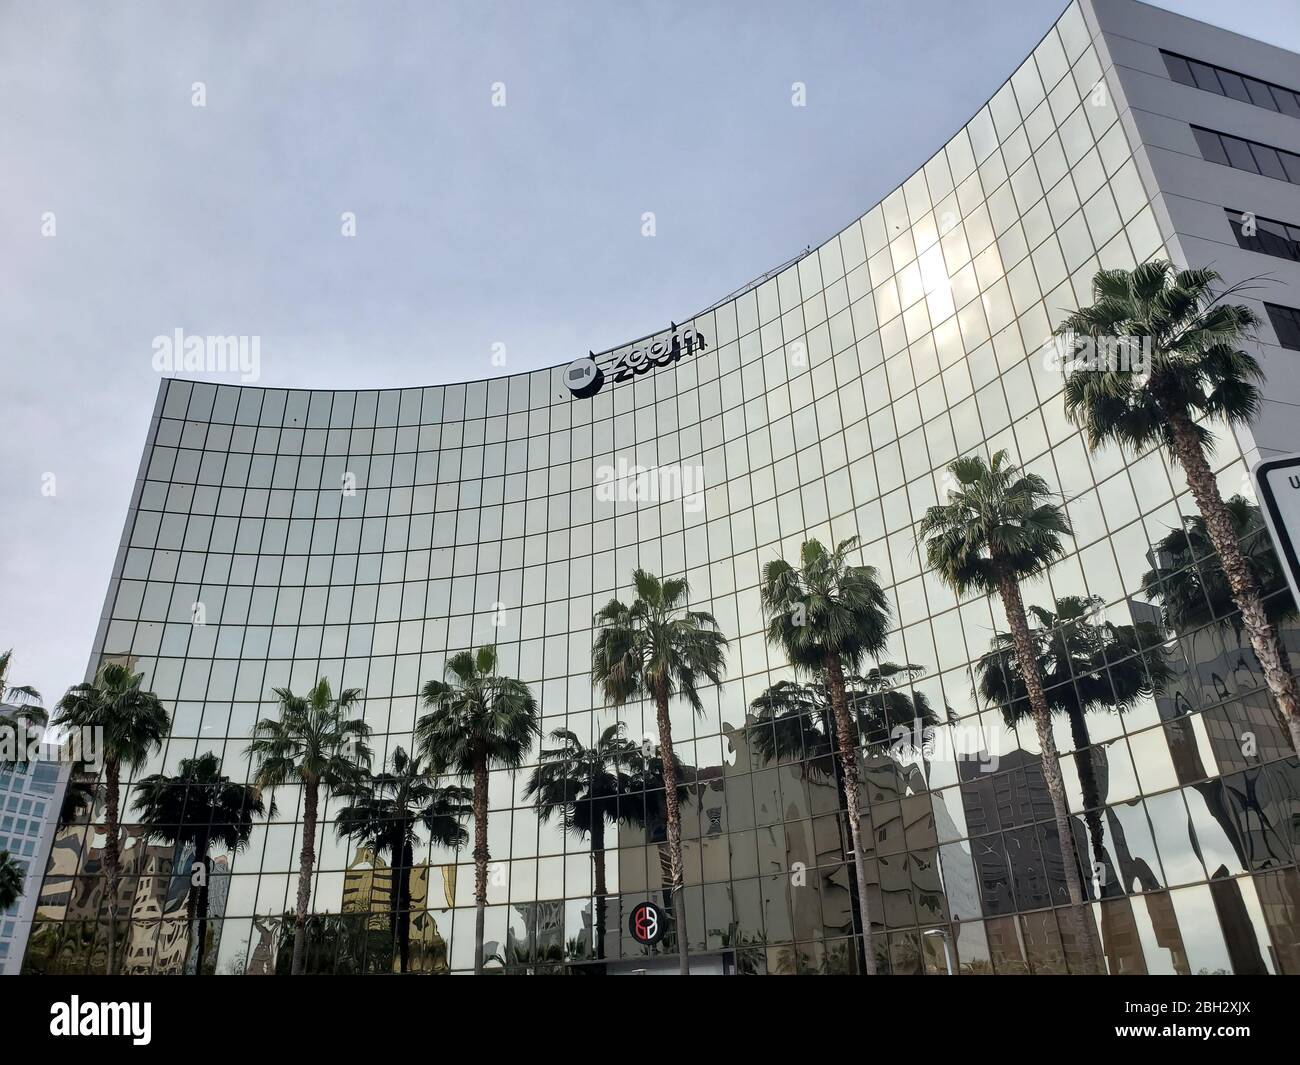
[{"x1": 25, "y1": 0, "x2": 1300, "y2": 975}]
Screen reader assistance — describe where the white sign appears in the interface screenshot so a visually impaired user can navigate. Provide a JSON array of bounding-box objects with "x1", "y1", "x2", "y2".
[{"x1": 1251, "y1": 454, "x2": 1300, "y2": 612}]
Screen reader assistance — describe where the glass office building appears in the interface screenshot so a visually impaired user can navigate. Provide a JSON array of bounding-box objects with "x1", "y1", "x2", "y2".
[
  {"x1": 0, "y1": 708, "x2": 63, "y2": 976},
  {"x1": 23, "y1": 0, "x2": 1300, "y2": 974}
]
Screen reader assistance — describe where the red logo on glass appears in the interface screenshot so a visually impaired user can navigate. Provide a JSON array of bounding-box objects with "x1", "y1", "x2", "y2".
[{"x1": 629, "y1": 901, "x2": 666, "y2": 945}]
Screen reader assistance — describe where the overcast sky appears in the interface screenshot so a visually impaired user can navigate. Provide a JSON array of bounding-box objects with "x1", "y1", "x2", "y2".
[{"x1": 3, "y1": 0, "x2": 1297, "y2": 704}]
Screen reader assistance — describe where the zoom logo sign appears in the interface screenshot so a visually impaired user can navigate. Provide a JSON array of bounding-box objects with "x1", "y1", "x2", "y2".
[
  {"x1": 564, "y1": 325, "x2": 707, "y2": 398},
  {"x1": 611, "y1": 325, "x2": 706, "y2": 384},
  {"x1": 628, "y1": 900, "x2": 667, "y2": 945}
]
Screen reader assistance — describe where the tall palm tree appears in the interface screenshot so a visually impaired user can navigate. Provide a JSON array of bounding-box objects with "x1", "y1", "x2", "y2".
[
  {"x1": 523, "y1": 723, "x2": 642, "y2": 961},
  {"x1": 759, "y1": 537, "x2": 893, "y2": 975},
  {"x1": 333, "y1": 745, "x2": 471, "y2": 973},
  {"x1": 919, "y1": 451, "x2": 1103, "y2": 973},
  {"x1": 624, "y1": 745, "x2": 693, "y2": 944},
  {"x1": 1056, "y1": 261, "x2": 1300, "y2": 754},
  {"x1": 592, "y1": 569, "x2": 728, "y2": 976},
  {"x1": 0, "y1": 850, "x2": 23, "y2": 912},
  {"x1": 415, "y1": 646, "x2": 539, "y2": 975},
  {"x1": 974, "y1": 596, "x2": 1172, "y2": 881},
  {"x1": 133, "y1": 751, "x2": 270, "y2": 974},
  {"x1": 750, "y1": 663, "x2": 937, "y2": 972},
  {"x1": 53, "y1": 661, "x2": 170, "y2": 974},
  {"x1": 247, "y1": 677, "x2": 372, "y2": 975}
]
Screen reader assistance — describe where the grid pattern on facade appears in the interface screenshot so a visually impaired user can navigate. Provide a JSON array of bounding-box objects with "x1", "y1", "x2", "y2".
[{"x1": 21, "y1": 1, "x2": 1300, "y2": 975}]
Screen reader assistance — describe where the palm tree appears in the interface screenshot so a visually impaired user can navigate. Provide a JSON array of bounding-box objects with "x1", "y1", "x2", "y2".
[
  {"x1": 750, "y1": 662, "x2": 937, "y2": 973},
  {"x1": 1056, "y1": 261, "x2": 1300, "y2": 754},
  {"x1": 749, "y1": 663, "x2": 938, "y2": 776},
  {"x1": 52, "y1": 661, "x2": 170, "y2": 974},
  {"x1": 919, "y1": 451, "x2": 1103, "y2": 973},
  {"x1": 973, "y1": 596, "x2": 1172, "y2": 882},
  {"x1": 0, "y1": 850, "x2": 23, "y2": 912},
  {"x1": 523, "y1": 723, "x2": 642, "y2": 961},
  {"x1": 625, "y1": 745, "x2": 694, "y2": 942},
  {"x1": 333, "y1": 745, "x2": 471, "y2": 973},
  {"x1": 1141, "y1": 495, "x2": 1295, "y2": 646},
  {"x1": 592, "y1": 570, "x2": 728, "y2": 976},
  {"x1": 0, "y1": 649, "x2": 46, "y2": 762},
  {"x1": 415, "y1": 646, "x2": 539, "y2": 975},
  {"x1": 133, "y1": 752, "x2": 270, "y2": 974},
  {"x1": 0, "y1": 649, "x2": 44, "y2": 718},
  {"x1": 758, "y1": 537, "x2": 894, "y2": 974},
  {"x1": 247, "y1": 677, "x2": 372, "y2": 975}
]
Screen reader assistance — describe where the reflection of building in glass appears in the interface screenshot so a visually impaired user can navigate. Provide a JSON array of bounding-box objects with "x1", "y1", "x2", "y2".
[
  {"x1": 0, "y1": 706, "x2": 63, "y2": 975},
  {"x1": 339, "y1": 846, "x2": 456, "y2": 972},
  {"x1": 22, "y1": 0, "x2": 1300, "y2": 974},
  {"x1": 341, "y1": 846, "x2": 392, "y2": 929}
]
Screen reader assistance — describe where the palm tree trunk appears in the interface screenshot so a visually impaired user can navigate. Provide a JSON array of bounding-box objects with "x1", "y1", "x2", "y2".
[
  {"x1": 185, "y1": 870, "x2": 199, "y2": 974},
  {"x1": 472, "y1": 752, "x2": 489, "y2": 975},
  {"x1": 1167, "y1": 414, "x2": 1300, "y2": 754},
  {"x1": 656, "y1": 843, "x2": 674, "y2": 916},
  {"x1": 591, "y1": 816, "x2": 607, "y2": 961},
  {"x1": 196, "y1": 858, "x2": 211, "y2": 976},
  {"x1": 103, "y1": 758, "x2": 121, "y2": 976},
  {"x1": 397, "y1": 838, "x2": 413, "y2": 973},
  {"x1": 824, "y1": 709, "x2": 869, "y2": 974},
  {"x1": 389, "y1": 892, "x2": 401, "y2": 973},
  {"x1": 386, "y1": 834, "x2": 401, "y2": 973},
  {"x1": 1066, "y1": 707, "x2": 1109, "y2": 883},
  {"x1": 291, "y1": 779, "x2": 319, "y2": 975},
  {"x1": 193, "y1": 838, "x2": 210, "y2": 976},
  {"x1": 997, "y1": 575, "x2": 1104, "y2": 974},
  {"x1": 824, "y1": 654, "x2": 877, "y2": 975},
  {"x1": 654, "y1": 679, "x2": 690, "y2": 976}
]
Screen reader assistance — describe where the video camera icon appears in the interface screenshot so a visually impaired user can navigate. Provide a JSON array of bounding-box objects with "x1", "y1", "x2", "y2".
[{"x1": 564, "y1": 355, "x2": 604, "y2": 398}]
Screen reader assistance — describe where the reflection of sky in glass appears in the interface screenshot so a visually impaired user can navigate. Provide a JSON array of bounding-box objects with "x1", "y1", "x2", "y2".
[{"x1": 15, "y1": 0, "x2": 1300, "y2": 975}]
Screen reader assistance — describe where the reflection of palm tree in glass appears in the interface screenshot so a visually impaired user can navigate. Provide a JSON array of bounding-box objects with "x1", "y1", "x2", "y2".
[
  {"x1": 973, "y1": 596, "x2": 1170, "y2": 890},
  {"x1": 1142, "y1": 497, "x2": 1294, "y2": 701},
  {"x1": 334, "y1": 746, "x2": 470, "y2": 973},
  {"x1": 749, "y1": 663, "x2": 937, "y2": 970},
  {"x1": 524, "y1": 723, "x2": 643, "y2": 961},
  {"x1": 486, "y1": 934, "x2": 566, "y2": 973},
  {"x1": 134, "y1": 752, "x2": 271, "y2": 974},
  {"x1": 272, "y1": 910, "x2": 389, "y2": 975},
  {"x1": 750, "y1": 664, "x2": 939, "y2": 773},
  {"x1": 1144, "y1": 502, "x2": 1297, "y2": 870},
  {"x1": 712, "y1": 922, "x2": 765, "y2": 974},
  {"x1": 23, "y1": 921, "x2": 98, "y2": 975},
  {"x1": 54, "y1": 661, "x2": 170, "y2": 975}
]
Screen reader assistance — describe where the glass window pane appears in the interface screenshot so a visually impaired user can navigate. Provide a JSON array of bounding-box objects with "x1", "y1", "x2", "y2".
[
  {"x1": 1193, "y1": 128, "x2": 1229, "y2": 165},
  {"x1": 1163, "y1": 53, "x2": 1195, "y2": 86}
]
